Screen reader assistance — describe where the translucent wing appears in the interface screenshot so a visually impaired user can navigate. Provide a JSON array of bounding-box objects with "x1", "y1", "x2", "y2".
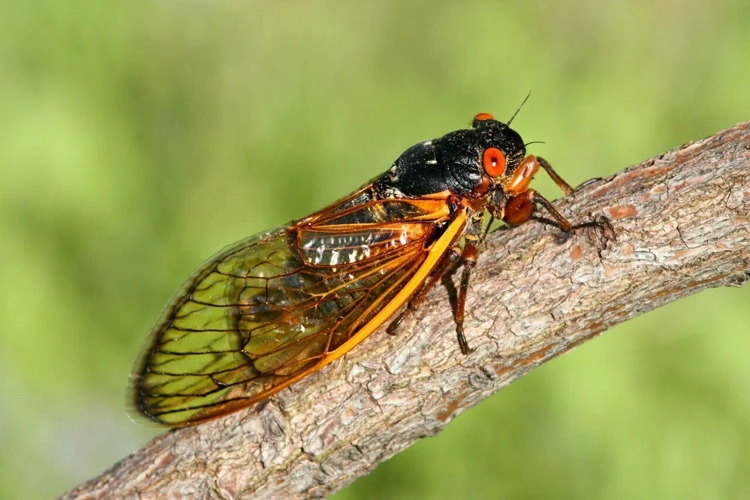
[{"x1": 129, "y1": 187, "x2": 462, "y2": 426}]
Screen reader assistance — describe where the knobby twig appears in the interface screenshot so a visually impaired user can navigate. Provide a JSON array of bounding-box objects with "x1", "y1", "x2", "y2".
[{"x1": 63, "y1": 122, "x2": 750, "y2": 499}]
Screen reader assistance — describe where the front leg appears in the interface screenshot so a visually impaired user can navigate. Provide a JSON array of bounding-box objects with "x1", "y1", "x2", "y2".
[
  {"x1": 503, "y1": 189, "x2": 614, "y2": 239},
  {"x1": 503, "y1": 153, "x2": 614, "y2": 238}
]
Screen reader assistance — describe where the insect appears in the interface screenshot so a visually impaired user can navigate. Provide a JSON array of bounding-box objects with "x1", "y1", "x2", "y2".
[{"x1": 129, "y1": 107, "x2": 612, "y2": 426}]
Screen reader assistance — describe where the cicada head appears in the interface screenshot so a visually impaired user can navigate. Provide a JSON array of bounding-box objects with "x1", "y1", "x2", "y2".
[
  {"x1": 375, "y1": 112, "x2": 528, "y2": 202},
  {"x1": 426, "y1": 113, "x2": 526, "y2": 200}
]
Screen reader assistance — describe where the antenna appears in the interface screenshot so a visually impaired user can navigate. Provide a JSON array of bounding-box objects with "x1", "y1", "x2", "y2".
[{"x1": 507, "y1": 91, "x2": 531, "y2": 125}]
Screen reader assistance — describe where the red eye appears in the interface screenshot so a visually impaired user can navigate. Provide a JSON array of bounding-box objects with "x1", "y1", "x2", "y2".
[
  {"x1": 473, "y1": 112, "x2": 494, "y2": 122},
  {"x1": 482, "y1": 147, "x2": 506, "y2": 177}
]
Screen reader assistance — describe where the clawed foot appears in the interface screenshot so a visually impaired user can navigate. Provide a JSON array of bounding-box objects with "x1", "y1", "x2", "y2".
[
  {"x1": 550, "y1": 214, "x2": 615, "y2": 246},
  {"x1": 567, "y1": 215, "x2": 616, "y2": 247}
]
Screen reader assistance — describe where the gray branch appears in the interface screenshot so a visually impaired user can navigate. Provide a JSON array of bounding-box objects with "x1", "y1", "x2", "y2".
[{"x1": 62, "y1": 121, "x2": 750, "y2": 499}]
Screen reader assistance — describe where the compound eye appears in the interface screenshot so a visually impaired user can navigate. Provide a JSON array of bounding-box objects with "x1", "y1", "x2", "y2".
[{"x1": 482, "y1": 147, "x2": 507, "y2": 177}]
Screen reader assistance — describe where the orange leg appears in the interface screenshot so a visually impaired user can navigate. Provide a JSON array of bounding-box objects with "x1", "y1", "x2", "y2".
[
  {"x1": 503, "y1": 190, "x2": 536, "y2": 226},
  {"x1": 503, "y1": 189, "x2": 575, "y2": 230},
  {"x1": 503, "y1": 154, "x2": 613, "y2": 236},
  {"x1": 386, "y1": 240, "x2": 480, "y2": 355},
  {"x1": 537, "y1": 156, "x2": 573, "y2": 195},
  {"x1": 386, "y1": 246, "x2": 462, "y2": 335},
  {"x1": 454, "y1": 241, "x2": 478, "y2": 354},
  {"x1": 505, "y1": 155, "x2": 574, "y2": 197},
  {"x1": 504, "y1": 188, "x2": 614, "y2": 239}
]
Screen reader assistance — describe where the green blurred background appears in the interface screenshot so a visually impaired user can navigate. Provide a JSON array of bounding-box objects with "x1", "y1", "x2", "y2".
[{"x1": 1, "y1": 2, "x2": 749, "y2": 499}]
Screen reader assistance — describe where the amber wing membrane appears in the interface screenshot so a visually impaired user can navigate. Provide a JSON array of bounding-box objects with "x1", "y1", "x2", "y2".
[{"x1": 129, "y1": 187, "x2": 457, "y2": 426}]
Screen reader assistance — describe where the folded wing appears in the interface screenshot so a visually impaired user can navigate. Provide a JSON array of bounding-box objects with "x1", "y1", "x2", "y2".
[{"x1": 129, "y1": 188, "x2": 455, "y2": 426}]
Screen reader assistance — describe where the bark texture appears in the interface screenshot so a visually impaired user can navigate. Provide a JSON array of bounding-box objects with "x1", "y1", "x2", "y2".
[{"x1": 62, "y1": 121, "x2": 750, "y2": 499}]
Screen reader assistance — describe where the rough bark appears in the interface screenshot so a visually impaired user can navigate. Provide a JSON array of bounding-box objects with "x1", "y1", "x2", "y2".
[{"x1": 62, "y1": 121, "x2": 750, "y2": 499}]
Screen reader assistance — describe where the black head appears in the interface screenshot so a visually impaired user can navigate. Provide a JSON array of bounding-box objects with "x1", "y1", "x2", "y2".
[{"x1": 376, "y1": 113, "x2": 527, "y2": 199}]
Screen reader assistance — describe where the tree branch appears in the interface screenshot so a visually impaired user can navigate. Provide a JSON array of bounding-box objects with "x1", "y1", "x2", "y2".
[{"x1": 63, "y1": 121, "x2": 750, "y2": 499}]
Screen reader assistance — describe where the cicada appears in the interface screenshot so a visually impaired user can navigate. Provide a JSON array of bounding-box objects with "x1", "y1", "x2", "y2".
[{"x1": 129, "y1": 110, "x2": 610, "y2": 426}]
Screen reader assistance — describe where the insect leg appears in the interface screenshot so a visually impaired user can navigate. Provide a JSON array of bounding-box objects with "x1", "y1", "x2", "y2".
[
  {"x1": 504, "y1": 189, "x2": 614, "y2": 238},
  {"x1": 386, "y1": 247, "x2": 462, "y2": 335},
  {"x1": 536, "y1": 156, "x2": 574, "y2": 195},
  {"x1": 529, "y1": 190, "x2": 573, "y2": 231},
  {"x1": 502, "y1": 189, "x2": 537, "y2": 227},
  {"x1": 575, "y1": 176, "x2": 603, "y2": 190},
  {"x1": 506, "y1": 155, "x2": 575, "y2": 197},
  {"x1": 454, "y1": 240, "x2": 479, "y2": 355},
  {"x1": 531, "y1": 190, "x2": 614, "y2": 236}
]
